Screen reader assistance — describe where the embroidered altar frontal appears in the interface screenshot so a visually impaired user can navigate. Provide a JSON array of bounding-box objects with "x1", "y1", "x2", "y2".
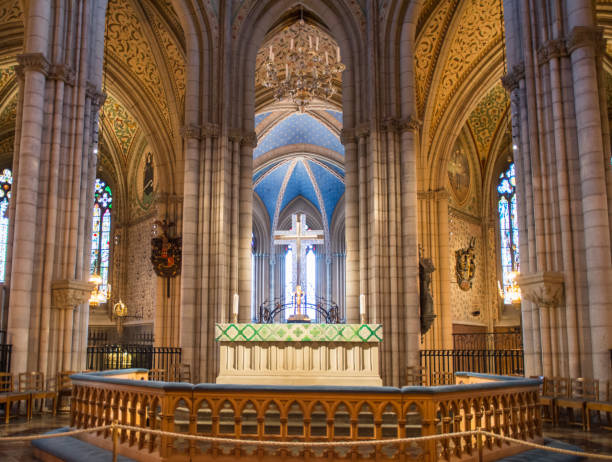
[
  {"x1": 215, "y1": 323, "x2": 382, "y2": 343},
  {"x1": 215, "y1": 323, "x2": 383, "y2": 386}
]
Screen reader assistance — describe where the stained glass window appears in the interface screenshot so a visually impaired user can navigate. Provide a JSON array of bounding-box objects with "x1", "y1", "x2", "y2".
[
  {"x1": 284, "y1": 247, "x2": 293, "y2": 304},
  {"x1": 497, "y1": 163, "x2": 519, "y2": 304},
  {"x1": 90, "y1": 178, "x2": 112, "y2": 301},
  {"x1": 0, "y1": 169, "x2": 12, "y2": 283},
  {"x1": 305, "y1": 245, "x2": 316, "y2": 319}
]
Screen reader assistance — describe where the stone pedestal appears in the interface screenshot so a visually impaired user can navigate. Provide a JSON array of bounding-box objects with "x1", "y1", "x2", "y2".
[
  {"x1": 518, "y1": 272, "x2": 565, "y2": 377},
  {"x1": 215, "y1": 323, "x2": 383, "y2": 386}
]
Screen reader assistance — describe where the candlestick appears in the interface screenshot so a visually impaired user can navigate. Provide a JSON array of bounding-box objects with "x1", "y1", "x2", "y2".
[
  {"x1": 360, "y1": 294, "x2": 366, "y2": 324},
  {"x1": 232, "y1": 293, "x2": 239, "y2": 323}
]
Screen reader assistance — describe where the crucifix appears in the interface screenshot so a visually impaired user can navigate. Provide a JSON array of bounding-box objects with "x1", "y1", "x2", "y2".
[{"x1": 274, "y1": 213, "x2": 324, "y2": 320}]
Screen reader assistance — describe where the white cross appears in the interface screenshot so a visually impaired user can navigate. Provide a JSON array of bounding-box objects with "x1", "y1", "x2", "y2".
[{"x1": 274, "y1": 214, "x2": 324, "y2": 291}]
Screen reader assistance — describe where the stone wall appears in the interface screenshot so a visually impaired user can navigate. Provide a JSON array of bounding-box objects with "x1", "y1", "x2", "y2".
[
  {"x1": 448, "y1": 211, "x2": 487, "y2": 325},
  {"x1": 125, "y1": 216, "x2": 157, "y2": 321}
]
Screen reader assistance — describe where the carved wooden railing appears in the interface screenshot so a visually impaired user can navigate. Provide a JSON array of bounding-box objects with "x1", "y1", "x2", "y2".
[{"x1": 70, "y1": 370, "x2": 542, "y2": 462}]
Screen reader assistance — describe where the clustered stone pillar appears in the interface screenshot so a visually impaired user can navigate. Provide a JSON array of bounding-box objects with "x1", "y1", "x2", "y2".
[
  {"x1": 504, "y1": 0, "x2": 612, "y2": 381},
  {"x1": 342, "y1": 117, "x2": 421, "y2": 386},
  {"x1": 6, "y1": 0, "x2": 108, "y2": 376},
  {"x1": 518, "y1": 272, "x2": 565, "y2": 377},
  {"x1": 179, "y1": 123, "x2": 254, "y2": 383}
]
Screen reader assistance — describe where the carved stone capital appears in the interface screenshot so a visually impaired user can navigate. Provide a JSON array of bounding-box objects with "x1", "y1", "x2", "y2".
[
  {"x1": 396, "y1": 115, "x2": 422, "y2": 132},
  {"x1": 201, "y1": 123, "x2": 220, "y2": 138},
  {"x1": 501, "y1": 63, "x2": 525, "y2": 92},
  {"x1": 355, "y1": 124, "x2": 370, "y2": 139},
  {"x1": 51, "y1": 279, "x2": 96, "y2": 310},
  {"x1": 517, "y1": 271, "x2": 564, "y2": 309},
  {"x1": 567, "y1": 26, "x2": 605, "y2": 55},
  {"x1": 16, "y1": 52, "x2": 50, "y2": 76},
  {"x1": 240, "y1": 130, "x2": 257, "y2": 148},
  {"x1": 180, "y1": 124, "x2": 201, "y2": 140},
  {"x1": 537, "y1": 39, "x2": 567, "y2": 65},
  {"x1": 340, "y1": 128, "x2": 356, "y2": 144},
  {"x1": 86, "y1": 82, "x2": 106, "y2": 109},
  {"x1": 48, "y1": 64, "x2": 75, "y2": 85}
]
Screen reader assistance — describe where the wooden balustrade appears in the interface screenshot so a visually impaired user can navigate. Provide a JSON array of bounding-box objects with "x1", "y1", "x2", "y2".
[{"x1": 70, "y1": 370, "x2": 542, "y2": 462}]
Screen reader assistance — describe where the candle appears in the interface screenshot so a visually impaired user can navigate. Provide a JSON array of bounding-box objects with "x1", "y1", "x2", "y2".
[
  {"x1": 316, "y1": 36, "x2": 319, "y2": 50},
  {"x1": 233, "y1": 293, "x2": 239, "y2": 320},
  {"x1": 290, "y1": 38, "x2": 294, "y2": 50},
  {"x1": 336, "y1": 46, "x2": 340, "y2": 61},
  {"x1": 360, "y1": 294, "x2": 366, "y2": 322},
  {"x1": 309, "y1": 35, "x2": 312, "y2": 48},
  {"x1": 325, "y1": 51, "x2": 329, "y2": 65},
  {"x1": 269, "y1": 45, "x2": 273, "y2": 60}
]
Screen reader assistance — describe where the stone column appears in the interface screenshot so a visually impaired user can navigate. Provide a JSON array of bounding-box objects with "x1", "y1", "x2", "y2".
[
  {"x1": 518, "y1": 272, "x2": 565, "y2": 377},
  {"x1": 49, "y1": 280, "x2": 95, "y2": 371}
]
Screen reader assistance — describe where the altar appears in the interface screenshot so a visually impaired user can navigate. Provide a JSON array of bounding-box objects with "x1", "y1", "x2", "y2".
[{"x1": 215, "y1": 322, "x2": 383, "y2": 386}]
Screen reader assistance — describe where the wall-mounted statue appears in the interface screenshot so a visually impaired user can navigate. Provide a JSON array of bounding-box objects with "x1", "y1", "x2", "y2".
[
  {"x1": 455, "y1": 237, "x2": 476, "y2": 291},
  {"x1": 419, "y1": 246, "x2": 436, "y2": 335}
]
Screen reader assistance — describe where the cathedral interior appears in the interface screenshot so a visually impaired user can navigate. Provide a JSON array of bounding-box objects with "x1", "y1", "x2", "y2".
[
  {"x1": 0, "y1": 0, "x2": 611, "y2": 402},
  {"x1": 0, "y1": 0, "x2": 612, "y2": 460}
]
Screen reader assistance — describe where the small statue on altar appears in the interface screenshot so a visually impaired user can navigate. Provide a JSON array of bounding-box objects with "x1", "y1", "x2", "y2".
[{"x1": 288, "y1": 285, "x2": 311, "y2": 323}]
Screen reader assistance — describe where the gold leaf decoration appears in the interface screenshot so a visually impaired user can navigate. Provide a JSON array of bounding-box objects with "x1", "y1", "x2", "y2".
[
  {"x1": 146, "y1": 4, "x2": 186, "y2": 117},
  {"x1": 414, "y1": 0, "x2": 457, "y2": 116},
  {"x1": 101, "y1": 94, "x2": 139, "y2": 161},
  {"x1": 0, "y1": 136, "x2": 13, "y2": 154},
  {"x1": 105, "y1": 0, "x2": 170, "y2": 128},
  {"x1": 0, "y1": 67, "x2": 15, "y2": 93},
  {"x1": 0, "y1": 0, "x2": 23, "y2": 24},
  {"x1": 0, "y1": 98, "x2": 16, "y2": 128},
  {"x1": 467, "y1": 84, "x2": 508, "y2": 161},
  {"x1": 430, "y1": 0, "x2": 502, "y2": 139}
]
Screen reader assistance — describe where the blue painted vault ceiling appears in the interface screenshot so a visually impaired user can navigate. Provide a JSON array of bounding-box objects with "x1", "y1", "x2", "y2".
[{"x1": 254, "y1": 111, "x2": 345, "y2": 228}]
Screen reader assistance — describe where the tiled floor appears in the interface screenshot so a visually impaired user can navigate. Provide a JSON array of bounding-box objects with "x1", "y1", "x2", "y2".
[{"x1": 0, "y1": 413, "x2": 611, "y2": 461}]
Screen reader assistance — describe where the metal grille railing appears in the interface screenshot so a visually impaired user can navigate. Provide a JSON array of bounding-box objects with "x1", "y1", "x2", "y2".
[
  {"x1": 420, "y1": 349, "x2": 524, "y2": 385},
  {"x1": 0, "y1": 343, "x2": 11, "y2": 373},
  {"x1": 86, "y1": 345, "x2": 181, "y2": 371}
]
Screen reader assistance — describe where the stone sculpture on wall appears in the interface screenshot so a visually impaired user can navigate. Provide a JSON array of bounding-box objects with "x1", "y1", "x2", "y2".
[
  {"x1": 419, "y1": 247, "x2": 437, "y2": 335},
  {"x1": 455, "y1": 237, "x2": 476, "y2": 291}
]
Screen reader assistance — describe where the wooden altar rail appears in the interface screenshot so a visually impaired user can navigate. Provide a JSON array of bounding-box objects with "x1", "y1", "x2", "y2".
[{"x1": 70, "y1": 370, "x2": 542, "y2": 462}]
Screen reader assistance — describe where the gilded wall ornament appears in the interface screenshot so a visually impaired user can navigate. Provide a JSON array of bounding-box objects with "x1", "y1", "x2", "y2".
[
  {"x1": 455, "y1": 237, "x2": 476, "y2": 291},
  {"x1": 151, "y1": 220, "x2": 181, "y2": 278}
]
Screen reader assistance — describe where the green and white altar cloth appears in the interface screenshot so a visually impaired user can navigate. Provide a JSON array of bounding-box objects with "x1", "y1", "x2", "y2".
[
  {"x1": 215, "y1": 323, "x2": 383, "y2": 386},
  {"x1": 215, "y1": 323, "x2": 383, "y2": 343}
]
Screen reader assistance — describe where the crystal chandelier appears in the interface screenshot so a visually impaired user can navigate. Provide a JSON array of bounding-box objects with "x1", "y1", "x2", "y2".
[
  {"x1": 258, "y1": 16, "x2": 345, "y2": 112},
  {"x1": 88, "y1": 273, "x2": 110, "y2": 306},
  {"x1": 498, "y1": 271, "x2": 521, "y2": 305}
]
